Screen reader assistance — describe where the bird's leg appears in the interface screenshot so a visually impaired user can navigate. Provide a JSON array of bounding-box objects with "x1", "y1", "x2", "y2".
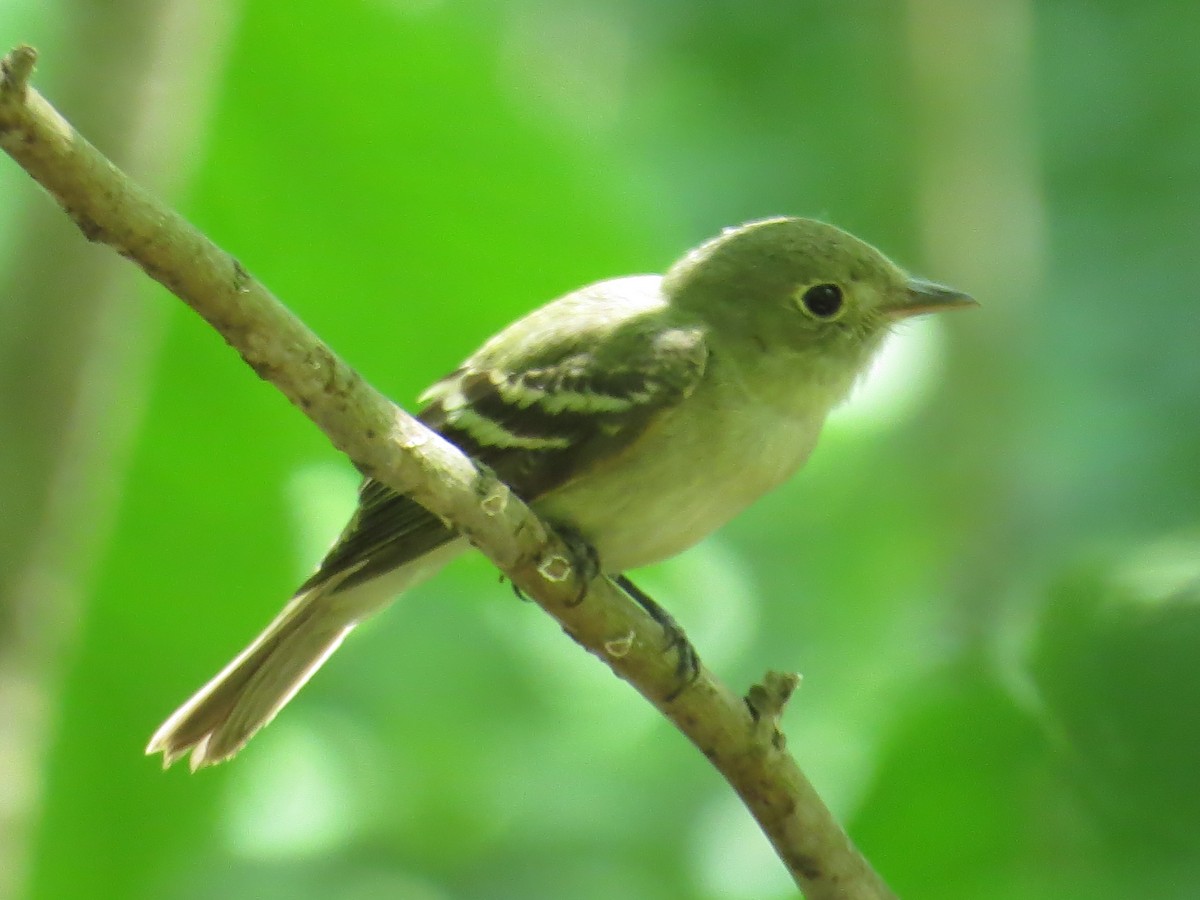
[
  {"x1": 614, "y1": 574, "x2": 701, "y2": 693},
  {"x1": 542, "y1": 523, "x2": 602, "y2": 606},
  {"x1": 524, "y1": 525, "x2": 700, "y2": 694}
]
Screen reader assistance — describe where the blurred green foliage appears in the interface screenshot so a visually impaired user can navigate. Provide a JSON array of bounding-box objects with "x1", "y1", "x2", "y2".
[{"x1": 2, "y1": 1, "x2": 1199, "y2": 898}]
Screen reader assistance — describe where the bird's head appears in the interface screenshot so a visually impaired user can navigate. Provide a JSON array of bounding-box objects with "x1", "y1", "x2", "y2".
[{"x1": 663, "y1": 217, "x2": 974, "y2": 385}]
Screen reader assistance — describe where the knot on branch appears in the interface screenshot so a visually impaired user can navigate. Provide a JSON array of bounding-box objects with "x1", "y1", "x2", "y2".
[
  {"x1": 1, "y1": 45, "x2": 37, "y2": 100},
  {"x1": 745, "y1": 670, "x2": 801, "y2": 750}
]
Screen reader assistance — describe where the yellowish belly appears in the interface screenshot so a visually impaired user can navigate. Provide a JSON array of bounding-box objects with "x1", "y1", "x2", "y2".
[{"x1": 533, "y1": 397, "x2": 825, "y2": 573}]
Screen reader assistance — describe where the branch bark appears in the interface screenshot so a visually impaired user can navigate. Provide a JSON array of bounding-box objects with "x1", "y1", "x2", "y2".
[{"x1": 0, "y1": 45, "x2": 895, "y2": 900}]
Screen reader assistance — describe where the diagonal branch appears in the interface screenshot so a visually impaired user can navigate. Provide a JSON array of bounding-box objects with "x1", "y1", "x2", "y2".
[{"x1": 0, "y1": 45, "x2": 895, "y2": 900}]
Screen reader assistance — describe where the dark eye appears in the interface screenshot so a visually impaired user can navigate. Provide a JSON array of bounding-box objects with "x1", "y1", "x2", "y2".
[{"x1": 800, "y1": 283, "x2": 844, "y2": 319}]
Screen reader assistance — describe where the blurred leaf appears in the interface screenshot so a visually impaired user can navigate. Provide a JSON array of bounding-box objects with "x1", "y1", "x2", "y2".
[
  {"x1": 850, "y1": 659, "x2": 1060, "y2": 900},
  {"x1": 1030, "y1": 538, "x2": 1200, "y2": 887}
]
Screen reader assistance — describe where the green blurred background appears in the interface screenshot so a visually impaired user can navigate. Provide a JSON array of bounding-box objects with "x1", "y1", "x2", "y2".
[{"x1": 2, "y1": 1, "x2": 1198, "y2": 898}]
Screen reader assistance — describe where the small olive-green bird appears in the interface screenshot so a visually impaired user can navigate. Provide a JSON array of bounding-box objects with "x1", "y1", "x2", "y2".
[{"x1": 148, "y1": 216, "x2": 973, "y2": 770}]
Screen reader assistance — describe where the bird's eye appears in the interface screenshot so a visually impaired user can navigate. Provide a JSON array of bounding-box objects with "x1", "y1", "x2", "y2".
[{"x1": 799, "y1": 283, "x2": 844, "y2": 319}]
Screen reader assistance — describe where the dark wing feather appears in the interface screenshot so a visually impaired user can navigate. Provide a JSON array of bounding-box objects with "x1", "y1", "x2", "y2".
[
  {"x1": 301, "y1": 297, "x2": 707, "y2": 594},
  {"x1": 295, "y1": 479, "x2": 452, "y2": 593},
  {"x1": 422, "y1": 330, "x2": 708, "y2": 498}
]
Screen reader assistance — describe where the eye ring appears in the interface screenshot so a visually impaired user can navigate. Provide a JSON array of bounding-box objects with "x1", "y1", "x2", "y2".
[{"x1": 798, "y1": 283, "x2": 844, "y2": 319}]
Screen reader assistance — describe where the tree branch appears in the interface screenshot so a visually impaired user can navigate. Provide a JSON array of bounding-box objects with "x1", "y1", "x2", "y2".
[{"x1": 0, "y1": 45, "x2": 895, "y2": 900}]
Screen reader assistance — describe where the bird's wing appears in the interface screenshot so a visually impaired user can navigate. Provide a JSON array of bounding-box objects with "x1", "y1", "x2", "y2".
[
  {"x1": 302, "y1": 278, "x2": 708, "y2": 593},
  {"x1": 420, "y1": 321, "x2": 709, "y2": 499},
  {"x1": 296, "y1": 478, "x2": 457, "y2": 594}
]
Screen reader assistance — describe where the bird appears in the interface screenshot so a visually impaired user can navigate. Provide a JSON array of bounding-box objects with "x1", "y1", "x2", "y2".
[{"x1": 147, "y1": 216, "x2": 974, "y2": 770}]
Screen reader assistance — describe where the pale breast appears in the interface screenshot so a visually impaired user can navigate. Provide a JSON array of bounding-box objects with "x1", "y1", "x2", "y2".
[{"x1": 532, "y1": 374, "x2": 827, "y2": 573}]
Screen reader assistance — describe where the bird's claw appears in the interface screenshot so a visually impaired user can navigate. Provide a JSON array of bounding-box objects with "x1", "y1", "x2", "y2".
[
  {"x1": 614, "y1": 575, "x2": 701, "y2": 697},
  {"x1": 549, "y1": 524, "x2": 602, "y2": 605}
]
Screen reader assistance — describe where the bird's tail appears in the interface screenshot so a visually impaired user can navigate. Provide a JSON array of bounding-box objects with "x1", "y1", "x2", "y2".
[
  {"x1": 149, "y1": 535, "x2": 465, "y2": 771},
  {"x1": 146, "y1": 585, "x2": 352, "y2": 771}
]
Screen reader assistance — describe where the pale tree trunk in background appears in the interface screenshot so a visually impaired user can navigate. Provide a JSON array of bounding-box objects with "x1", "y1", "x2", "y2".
[
  {"x1": 906, "y1": 0, "x2": 1044, "y2": 297},
  {"x1": 903, "y1": 0, "x2": 1046, "y2": 647},
  {"x1": 0, "y1": 3, "x2": 232, "y2": 896}
]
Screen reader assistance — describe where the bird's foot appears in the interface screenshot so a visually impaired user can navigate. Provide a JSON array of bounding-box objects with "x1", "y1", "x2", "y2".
[
  {"x1": 614, "y1": 574, "x2": 701, "y2": 697},
  {"x1": 544, "y1": 524, "x2": 601, "y2": 606},
  {"x1": 503, "y1": 573, "x2": 530, "y2": 602}
]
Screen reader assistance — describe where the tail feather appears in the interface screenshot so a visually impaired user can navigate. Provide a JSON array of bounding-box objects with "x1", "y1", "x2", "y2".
[
  {"x1": 149, "y1": 539, "x2": 467, "y2": 771},
  {"x1": 147, "y1": 589, "x2": 350, "y2": 771}
]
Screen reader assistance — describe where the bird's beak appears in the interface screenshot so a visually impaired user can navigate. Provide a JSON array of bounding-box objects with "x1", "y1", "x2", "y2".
[{"x1": 885, "y1": 278, "x2": 977, "y2": 319}]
